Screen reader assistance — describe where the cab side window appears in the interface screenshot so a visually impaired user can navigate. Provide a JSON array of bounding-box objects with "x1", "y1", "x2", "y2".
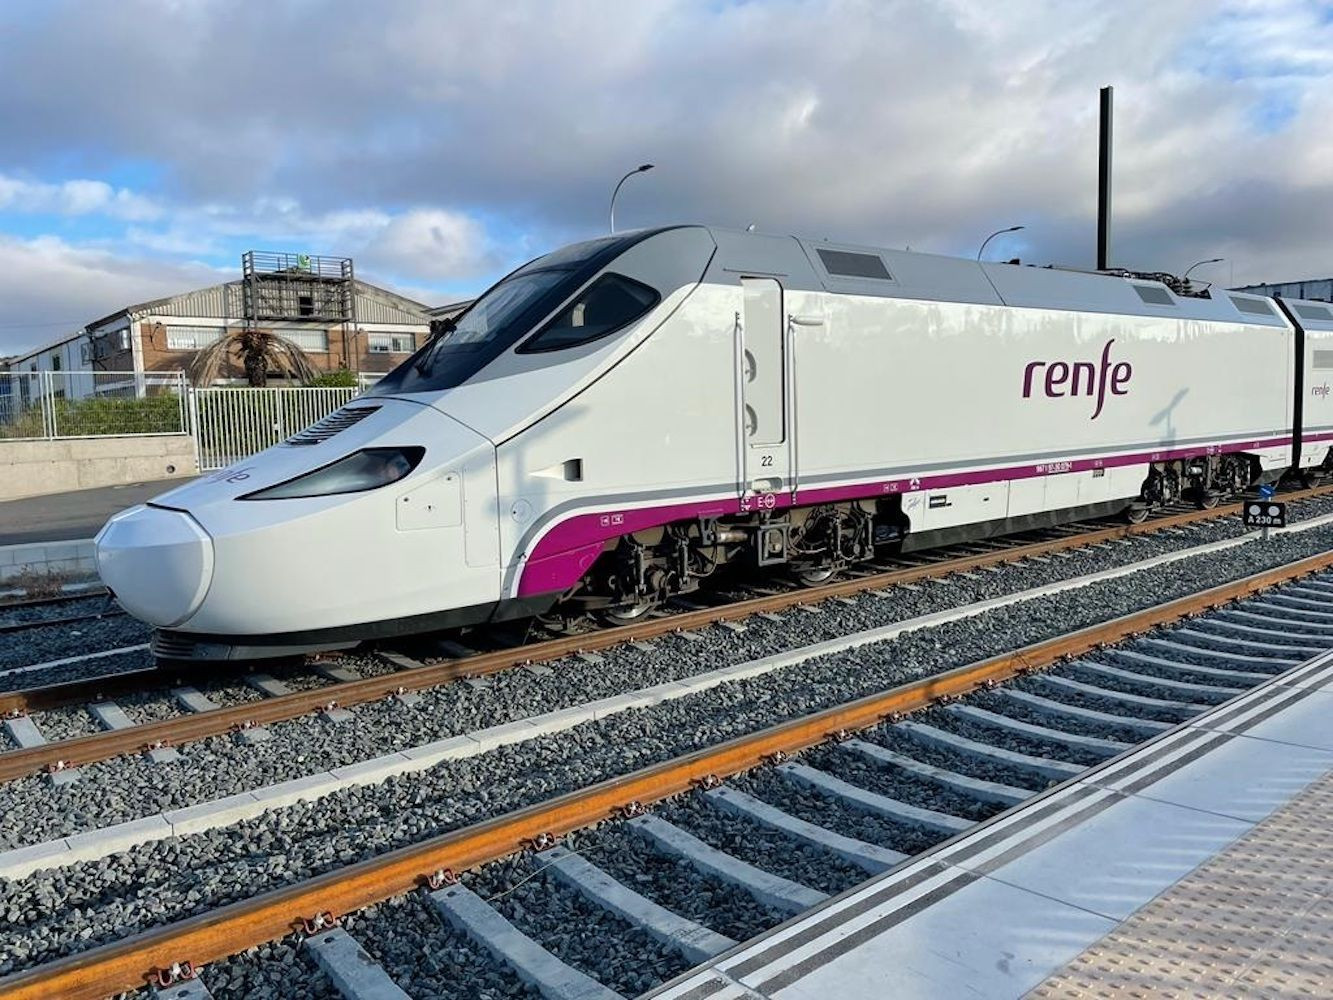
[{"x1": 519, "y1": 273, "x2": 660, "y2": 353}]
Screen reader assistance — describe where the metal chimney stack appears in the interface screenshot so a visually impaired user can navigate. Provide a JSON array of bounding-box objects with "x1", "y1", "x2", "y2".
[{"x1": 1097, "y1": 86, "x2": 1113, "y2": 271}]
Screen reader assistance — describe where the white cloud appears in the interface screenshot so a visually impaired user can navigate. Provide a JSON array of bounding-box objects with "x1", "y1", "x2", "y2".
[
  {"x1": 1, "y1": 0, "x2": 1332, "y2": 347},
  {"x1": 0, "y1": 174, "x2": 162, "y2": 221},
  {"x1": 0, "y1": 236, "x2": 225, "y2": 354},
  {"x1": 360, "y1": 209, "x2": 494, "y2": 282}
]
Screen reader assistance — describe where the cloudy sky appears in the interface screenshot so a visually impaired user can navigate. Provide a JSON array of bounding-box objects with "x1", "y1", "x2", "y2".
[{"x1": 0, "y1": 0, "x2": 1330, "y2": 355}]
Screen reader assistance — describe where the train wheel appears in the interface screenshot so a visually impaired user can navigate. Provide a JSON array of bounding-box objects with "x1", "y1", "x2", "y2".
[
  {"x1": 793, "y1": 565, "x2": 839, "y2": 587},
  {"x1": 1196, "y1": 490, "x2": 1220, "y2": 509},
  {"x1": 535, "y1": 611, "x2": 579, "y2": 634},
  {"x1": 1126, "y1": 504, "x2": 1151, "y2": 524},
  {"x1": 599, "y1": 599, "x2": 658, "y2": 627}
]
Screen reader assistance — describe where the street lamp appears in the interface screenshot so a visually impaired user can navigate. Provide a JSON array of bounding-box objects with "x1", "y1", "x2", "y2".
[
  {"x1": 977, "y1": 225, "x2": 1025, "y2": 261},
  {"x1": 609, "y1": 164, "x2": 654, "y2": 233},
  {"x1": 1183, "y1": 257, "x2": 1224, "y2": 281}
]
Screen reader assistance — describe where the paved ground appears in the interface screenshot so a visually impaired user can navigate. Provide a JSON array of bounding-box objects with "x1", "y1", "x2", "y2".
[
  {"x1": 1029, "y1": 764, "x2": 1333, "y2": 998},
  {"x1": 0, "y1": 477, "x2": 193, "y2": 545}
]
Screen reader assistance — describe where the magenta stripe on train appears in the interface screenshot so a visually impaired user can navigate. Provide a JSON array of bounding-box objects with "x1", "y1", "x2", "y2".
[{"x1": 515, "y1": 434, "x2": 1297, "y2": 597}]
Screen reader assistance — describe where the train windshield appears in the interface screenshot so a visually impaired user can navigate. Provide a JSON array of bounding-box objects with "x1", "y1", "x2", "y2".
[
  {"x1": 370, "y1": 232, "x2": 657, "y2": 394},
  {"x1": 430, "y1": 271, "x2": 566, "y2": 351}
]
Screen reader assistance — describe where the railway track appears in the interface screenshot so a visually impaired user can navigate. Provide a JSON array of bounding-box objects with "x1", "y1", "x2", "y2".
[
  {"x1": 2, "y1": 546, "x2": 1331, "y2": 999},
  {"x1": 0, "y1": 606, "x2": 125, "y2": 637},
  {"x1": 2, "y1": 486, "x2": 1333, "y2": 785},
  {"x1": 0, "y1": 588, "x2": 110, "y2": 619}
]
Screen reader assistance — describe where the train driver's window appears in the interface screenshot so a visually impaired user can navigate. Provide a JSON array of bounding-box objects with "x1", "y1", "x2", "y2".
[{"x1": 519, "y1": 273, "x2": 660, "y2": 353}]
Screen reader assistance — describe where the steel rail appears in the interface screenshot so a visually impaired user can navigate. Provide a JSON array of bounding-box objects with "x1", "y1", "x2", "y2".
[
  {"x1": 0, "y1": 486, "x2": 1327, "y2": 781},
  {"x1": 0, "y1": 588, "x2": 109, "y2": 614},
  {"x1": 2, "y1": 547, "x2": 1331, "y2": 1000},
  {"x1": 0, "y1": 609, "x2": 127, "y2": 636}
]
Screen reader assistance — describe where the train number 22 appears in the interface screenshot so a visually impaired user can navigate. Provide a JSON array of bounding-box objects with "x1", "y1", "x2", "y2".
[{"x1": 760, "y1": 455, "x2": 774, "y2": 467}]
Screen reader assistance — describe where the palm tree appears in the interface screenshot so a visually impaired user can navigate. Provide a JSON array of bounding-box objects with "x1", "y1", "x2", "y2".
[{"x1": 188, "y1": 328, "x2": 319, "y2": 388}]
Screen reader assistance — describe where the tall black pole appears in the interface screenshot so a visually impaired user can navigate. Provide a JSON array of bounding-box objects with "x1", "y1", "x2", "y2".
[{"x1": 1097, "y1": 85, "x2": 1113, "y2": 271}]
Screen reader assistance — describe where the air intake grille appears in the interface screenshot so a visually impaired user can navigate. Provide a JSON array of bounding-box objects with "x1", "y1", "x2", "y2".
[
  {"x1": 152, "y1": 631, "x2": 202, "y2": 660},
  {"x1": 285, "y1": 406, "x2": 379, "y2": 446}
]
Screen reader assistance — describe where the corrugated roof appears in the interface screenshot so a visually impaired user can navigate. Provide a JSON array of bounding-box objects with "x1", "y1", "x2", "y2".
[
  {"x1": 85, "y1": 278, "x2": 433, "y2": 329},
  {"x1": 427, "y1": 299, "x2": 475, "y2": 317}
]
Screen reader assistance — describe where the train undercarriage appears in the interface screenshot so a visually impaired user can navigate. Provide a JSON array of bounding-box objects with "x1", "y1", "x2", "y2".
[{"x1": 550, "y1": 452, "x2": 1289, "y2": 625}]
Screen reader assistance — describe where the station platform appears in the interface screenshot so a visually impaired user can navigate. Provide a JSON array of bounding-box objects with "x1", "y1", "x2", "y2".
[
  {"x1": 652, "y1": 647, "x2": 1333, "y2": 999},
  {"x1": 0, "y1": 476, "x2": 187, "y2": 547},
  {"x1": 0, "y1": 477, "x2": 186, "y2": 589}
]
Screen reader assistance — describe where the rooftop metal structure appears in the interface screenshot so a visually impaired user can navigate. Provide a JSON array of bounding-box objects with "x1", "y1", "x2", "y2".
[{"x1": 241, "y1": 251, "x2": 357, "y2": 327}]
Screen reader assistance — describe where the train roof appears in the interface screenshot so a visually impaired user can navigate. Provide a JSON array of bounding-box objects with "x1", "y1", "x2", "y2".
[{"x1": 695, "y1": 225, "x2": 1292, "y2": 328}]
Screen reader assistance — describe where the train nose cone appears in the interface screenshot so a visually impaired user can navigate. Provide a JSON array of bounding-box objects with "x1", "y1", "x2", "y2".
[{"x1": 95, "y1": 505, "x2": 215, "y2": 627}]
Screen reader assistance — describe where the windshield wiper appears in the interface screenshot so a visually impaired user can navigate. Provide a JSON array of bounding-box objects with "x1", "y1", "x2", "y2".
[{"x1": 414, "y1": 316, "x2": 458, "y2": 375}]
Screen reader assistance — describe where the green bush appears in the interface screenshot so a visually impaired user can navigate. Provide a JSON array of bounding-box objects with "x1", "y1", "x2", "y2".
[
  {"x1": 0, "y1": 393, "x2": 184, "y2": 439},
  {"x1": 310, "y1": 368, "x2": 358, "y2": 388}
]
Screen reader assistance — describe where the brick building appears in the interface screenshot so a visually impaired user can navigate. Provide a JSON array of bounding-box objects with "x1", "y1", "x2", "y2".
[
  {"x1": 3, "y1": 254, "x2": 472, "y2": 389},
  {"x1": 83, "y1": 271, "x2": 438, "y2": 385}
]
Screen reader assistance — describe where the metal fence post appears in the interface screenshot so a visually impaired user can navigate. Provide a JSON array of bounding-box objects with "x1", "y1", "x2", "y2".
[
  {"x1": 42, "y1": 371, "x2": 56, "y2": 439},
  {"x1": 188, "y1": 386, "x2": 202, "y2": 474}
]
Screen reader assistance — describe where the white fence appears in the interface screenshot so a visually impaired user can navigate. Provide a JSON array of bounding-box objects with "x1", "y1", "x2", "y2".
[
  {"x1": 0, "y1": 371, "x2": 188, "y2": 441},
  {"x1": 0, "y1": 372, "x2": 369, "y2": 471},
  {"x1": 191, "y1": 386, "x2": 359, "y2": 470}
]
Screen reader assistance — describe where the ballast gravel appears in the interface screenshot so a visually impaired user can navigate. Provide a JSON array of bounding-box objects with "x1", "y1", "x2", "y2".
[
  {"x1": 1020, "y1": 674, "x2": 1193, "y2": 724},
  {"x1": 1190, "y1": 621, "x2": 1324, "y2": 651},
  {"x1": 923, "y1": 706, "x2": 1111, "y2": 767},
  {"x1": 1124, "y1": 638, "x2": 1293, "y2": 671},
  {"x1": 730, "y1": 766, "x2": 943, "y2": 857},
  {"x1": 27, "y1": 704, "x2": 100, "y2": 742},
  {"x1": 343, "y1": 891, "x2": 537, "y2": 1000},
  {"x1": 8, "y1": 521, "x2": 1333, "y2": 853},
  {"x1": 1061, "y1": 660, "x2": 1229, "y2": 703},
  {"x1": 656, "y1": 791, "x2": 870, "y2": 896},
  {"x1": 860, "y1": 723, "x2": 1052, "y2": 791},
  {"x1": 0, "y1": 595, "x2": 116, "y2": 628},
  {"x1": 468, "y1": 855, "x2": 691, "y2": 997},
  {"x1": 565, "y1": 823, "x2": 786, "y2": 945},
  {"x1": 1099, "y1": 649, "x2": 1257, "y2": 686},
  {"x1": 967, "y1": 689, "x2": 1147, "y2": 744},
  {"x1": 0, "y1": 647, "x2": 152, "y2": 694},
  {"x1": 802, "y1": 743, "x2": 1001, "y2": 823},
  {"x1": 198, "y1": 940, "x2": 338, "y2": 1000},
  {"x1": 0, "y1": 616, "x2": 150, "y2": 671},
  {"x1": 1, "y1": 530, "x2": 1330, "y2": 980}
]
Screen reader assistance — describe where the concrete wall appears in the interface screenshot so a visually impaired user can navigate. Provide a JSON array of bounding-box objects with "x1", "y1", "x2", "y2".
[
  {"x1": 0, "y1": 435, "x2": 195, "y2": 501},
  {"x1": 0, "y1": 538, "x2": 97, "y2": 585}
]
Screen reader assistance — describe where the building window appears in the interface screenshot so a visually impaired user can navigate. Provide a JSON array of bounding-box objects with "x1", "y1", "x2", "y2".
[
  {"x1": 285, "y1": 329, "x2": 329, "y2": 353},
  {"x1": 298, "y1": 294, "x2": 314, "y2": 317},
  {"x1": 166, "y1": 325, "x2": 225, "y2": 350},
  {"x1": 50, "y1": 355, "x2": 62, "y2": 371},
  {"x1": 368, "y1": 333, "x2": 416, "y2": 354}
]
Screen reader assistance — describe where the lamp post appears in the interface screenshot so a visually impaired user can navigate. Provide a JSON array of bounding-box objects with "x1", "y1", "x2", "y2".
[
  {"x1": 977, "y1": 225, "x2": 1025, "y2": 261},
  {"x1": 609, "y1": 164, "x2": 654, "y2": 234},
  {"x1": 1183, "y1": 257, "x2": 1224, "y2": 281}
]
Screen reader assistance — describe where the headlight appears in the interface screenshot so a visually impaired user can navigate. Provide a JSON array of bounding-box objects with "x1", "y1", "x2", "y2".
[{"x1": 241, "y1": 447, "x2": 425, "y2": 500}]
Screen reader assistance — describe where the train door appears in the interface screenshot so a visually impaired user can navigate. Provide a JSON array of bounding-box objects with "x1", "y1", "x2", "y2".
[{"x1": 737, "y1": 277, "x2": 793, "y2": 507}]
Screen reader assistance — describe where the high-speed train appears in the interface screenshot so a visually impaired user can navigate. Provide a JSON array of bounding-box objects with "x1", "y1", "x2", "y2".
[{"x1": 96, "y1": 225, "x2": 1333, "y2": 661}]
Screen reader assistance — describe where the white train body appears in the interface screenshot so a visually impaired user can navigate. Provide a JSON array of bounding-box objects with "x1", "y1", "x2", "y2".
[{"x1": 94, "y1": 225, "x2": 1333, "y2": 660}]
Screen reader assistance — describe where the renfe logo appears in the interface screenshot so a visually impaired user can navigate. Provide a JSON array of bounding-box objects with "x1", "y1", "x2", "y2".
[{"x1": 1022, "y1": 339, "x2": 1132, "y2": 420}]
